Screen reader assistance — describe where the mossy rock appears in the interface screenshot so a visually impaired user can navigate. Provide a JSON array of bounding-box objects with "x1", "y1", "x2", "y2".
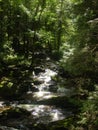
[
  {"x1": 47, "y1": 117, "x2": 76, "y2": 130},
  {"x1": 0, "y1": 107, "x2": 31, "y2": 119},
  {"x1": 37, "y1": 96, "x2": 82, "y2": 112}
]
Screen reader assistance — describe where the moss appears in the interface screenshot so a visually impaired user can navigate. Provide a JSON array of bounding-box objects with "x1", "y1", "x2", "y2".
[
  {"x1": 0, "y1": 107, "x2": 30, "y2": 119},
  {"x1": 46, "y1": 116, "x2": 78, "y2": 130}
]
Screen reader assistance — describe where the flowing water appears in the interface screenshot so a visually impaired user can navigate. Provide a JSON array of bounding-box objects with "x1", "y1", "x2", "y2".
[
  {"x1": 0, "y1": 60, "x2": 75, "y2": 129},
  {"x1": 16, "y1": 64, "x2": 74, "y2": 124}
]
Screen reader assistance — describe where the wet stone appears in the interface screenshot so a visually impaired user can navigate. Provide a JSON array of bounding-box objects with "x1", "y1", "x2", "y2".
[
  {"x1": 48, "y1": 85, "x2": 57, "y2": 92},
  {"x1": 33, "y1": 80, "x2": 44, "y2": 85},
  {"x1": 0, "y1": 126, "x2": 19, "y2": 130},
  {"x1": 0, "y1": 58, "x2": 76, "y2": 127},
  {"x1": 34, "y1": 67, "x2": 45, "y2": 75}
]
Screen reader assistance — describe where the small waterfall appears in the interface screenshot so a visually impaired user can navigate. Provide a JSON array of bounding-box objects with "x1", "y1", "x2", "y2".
[
  {"x1": 0, "y1": 63, "x2": 73, "y2": 126},
  {"x1": 32, "y1": 68, "x2": 57, "y2": 100}
]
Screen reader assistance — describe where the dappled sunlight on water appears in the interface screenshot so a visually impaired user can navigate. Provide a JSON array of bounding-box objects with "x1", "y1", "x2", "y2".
[
  {"x1": 20, "y1": 66, "x2": 73, "y2": 124},
  {"x1": 33, "y1": 91, "x2": 66, "y2": 101},
  {"x1": 30, "y1": 68, "x2": 59, "y2": 101},
  {"x1": 0, "y1": 101, "x2": 4, "y2": 107},
  {"x1": 0, "y1": 63, "x2": 74, "y2": 125},
  {"x1": 18, "y1": 104, "x2": 70, "y2": 124},
  {"x1": 33, "y1": 91, "x2": 51, "y2": 99},
  {"x1": 33, "y1": 68, "x2": 57, "y2": 83}
]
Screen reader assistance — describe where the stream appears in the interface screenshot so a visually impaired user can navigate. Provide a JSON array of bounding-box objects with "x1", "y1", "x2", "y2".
[
  {"x1": 0, "y1": 59, "x2": 76, "y2": 130},
  {"x1": 17, "y1": 68, "x2": 72, "y2": 124}
]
